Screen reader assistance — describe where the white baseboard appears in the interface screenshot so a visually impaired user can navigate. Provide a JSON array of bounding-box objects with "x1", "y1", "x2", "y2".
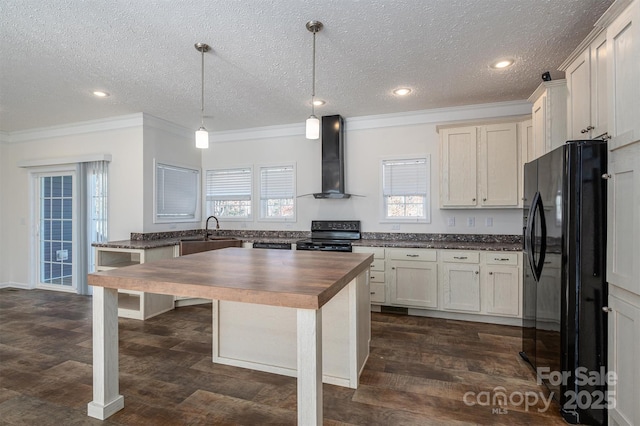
[{"x1": 0, "y1": 282, "x2": 32, "y2": 290}]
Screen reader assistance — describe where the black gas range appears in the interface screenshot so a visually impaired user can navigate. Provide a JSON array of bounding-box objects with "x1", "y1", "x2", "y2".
[{"x1": 295, "y1": 220, "x2": 361, "y2": 252}]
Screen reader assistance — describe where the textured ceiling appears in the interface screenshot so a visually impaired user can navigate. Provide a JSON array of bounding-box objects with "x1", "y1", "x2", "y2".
[{"x1": 0, "y1": 0, "x2": 613, "y2": 133}]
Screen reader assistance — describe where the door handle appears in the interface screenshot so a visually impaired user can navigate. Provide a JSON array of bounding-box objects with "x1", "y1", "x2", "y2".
[{"x1": 602, "y1": 306, "x2": 612, "y2": 313}]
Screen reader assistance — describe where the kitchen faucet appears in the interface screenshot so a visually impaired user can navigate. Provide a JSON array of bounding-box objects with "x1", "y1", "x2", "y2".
[{"x1": 205, "y1": 216, "x2": 219, "y2": 240}]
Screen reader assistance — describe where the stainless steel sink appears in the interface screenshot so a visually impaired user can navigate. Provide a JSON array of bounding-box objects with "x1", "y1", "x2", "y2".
[{"x1": 179, "y1": 238, "x2": 242, "y2": 256}]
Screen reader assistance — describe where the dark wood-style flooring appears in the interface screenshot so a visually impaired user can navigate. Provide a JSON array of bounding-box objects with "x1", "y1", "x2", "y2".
[{"x1": 0, "y1": 289, "x2": 567, "y2": 425}]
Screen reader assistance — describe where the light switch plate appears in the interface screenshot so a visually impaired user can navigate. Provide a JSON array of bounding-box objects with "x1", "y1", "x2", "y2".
[
  {"x1": 485, "y1": 217, "x2": 493, "y2": 227},
  {"x1": 467, "y1": 217, "x2": 475, "y2": 227},
  {"x1": 447, "y1": 217, "x2": 455, "y2": 227}
]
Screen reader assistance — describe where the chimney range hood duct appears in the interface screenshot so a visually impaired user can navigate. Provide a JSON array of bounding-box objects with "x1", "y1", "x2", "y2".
[{"x1": 313, "y1": 115, "x2": 351, "y2": 199}]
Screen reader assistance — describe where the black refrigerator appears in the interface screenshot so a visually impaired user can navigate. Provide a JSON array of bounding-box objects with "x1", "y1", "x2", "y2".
[{"x1": 520, "y1": 140, "x2": 608, "y2": 425}]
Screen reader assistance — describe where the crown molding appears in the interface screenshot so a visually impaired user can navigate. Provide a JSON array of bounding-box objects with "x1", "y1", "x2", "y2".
[
  {"x1": 528, "y1": 79, "x2": 567, "y2": 103},
  {"x1": 142, "y1": 113, "x2": 192, "y2": 139},
  {"x1": 211, "y1": 100, "x2": 532, "y2": 142},
  {"x1": 5, "y1": 113, "x2": 145, "y2": 143}
]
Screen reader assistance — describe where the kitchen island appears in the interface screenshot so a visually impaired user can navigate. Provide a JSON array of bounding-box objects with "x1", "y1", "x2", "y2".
[{"x1": 86, "y1": 247, "x2": 373, "y2": 425}]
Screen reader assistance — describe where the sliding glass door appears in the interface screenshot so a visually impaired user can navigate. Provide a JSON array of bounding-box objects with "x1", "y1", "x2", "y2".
[{"x1": 36, "y1": 170, "x2": 77, "y2": 292}]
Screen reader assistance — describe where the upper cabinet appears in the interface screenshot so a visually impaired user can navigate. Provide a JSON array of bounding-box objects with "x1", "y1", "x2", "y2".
[
  {"x1": 563, "y1": 31, "x2": 608, "y2": 140},
  {"x1": 606, "y1": 0, "x2": 640, "y2": 149},
  {"x1": 439, "y1": 121, "x2": 524, "y2": 209},
  {"x1": 528, "y1": 80, "x2": 568, "y2": 160}
]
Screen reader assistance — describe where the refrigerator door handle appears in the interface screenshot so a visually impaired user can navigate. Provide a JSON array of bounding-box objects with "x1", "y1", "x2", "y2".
[
  {"x1": 527, "y1": 192, "x2": 546, "y2": 282},
  {"x1": 534, "y1": 193, "x2": 547, "y2": 281}
]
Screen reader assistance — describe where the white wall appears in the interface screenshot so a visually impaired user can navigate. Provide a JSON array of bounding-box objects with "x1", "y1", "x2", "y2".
[
  {"x1": 204, "y1": 101, "x2": 531, "y2": 235},
  {"x1": 0, "y1": 116, "x2": 144, "y2": 286},
  {"x1": 142, "y1": 115, "x2": 203, "y2": 233}
]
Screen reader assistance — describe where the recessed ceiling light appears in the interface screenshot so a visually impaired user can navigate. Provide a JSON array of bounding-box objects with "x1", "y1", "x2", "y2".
[
  {"x1": 312, "y1": 99, "x2": 325, "y2": 106},
  {"x1": 393, "y1": 88, "x2": 412, "y2": 96},
  {"x1": 490, "y1": 59, "x2": 515, "y2": 69},
  {"x1": 92, "y1": 91, "x2": 110, "y2": 97}
]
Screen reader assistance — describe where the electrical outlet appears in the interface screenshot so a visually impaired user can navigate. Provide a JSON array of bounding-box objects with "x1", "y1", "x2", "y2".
[
  {"x1": 391, "y1": 224, "x2": 400, "y2": 230},
  {"x1": 485, "y1": 217, "x2": 493, "y2": 227},
  {"x1": 285, "y1": 223, "x2": 292, "y2": 229},
  {"x1": 467, "y1": 217, "x2": 475, "y2": 227},
  {"x1": 447, "y1": 217, "x2": 455, "y2": 227}
]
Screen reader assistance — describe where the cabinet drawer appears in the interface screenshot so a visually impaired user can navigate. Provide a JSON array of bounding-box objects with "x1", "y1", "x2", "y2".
[
  {"x1": 370, "y1": 283, "x2": 386, "y2": 303},
  {"x1": 369, "y1": 271, "x2": 385, "y2": 283},
  {"x1": 485, "y1": 252, "x2": 519, "y2": 266},
  {"x1": 370, "y1": 260, "x2": 385, "y2": 271},
  {"x1": 441, "y1": 250, "x2": 479, "y2": 263},
  {"x1": 389, "y1": 249, "x2": 437, "y2": 262},
  {"x1": 353, "y1": 246, "x2": 385, "y2": 259}
]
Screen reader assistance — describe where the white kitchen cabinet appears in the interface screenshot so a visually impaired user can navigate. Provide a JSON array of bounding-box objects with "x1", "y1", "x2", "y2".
[
  {"x1": 519, "y1": 119, "x2": 533, "y2": 206},
  {"x1": 95, "y1": 245, "x2": 176, "y2": 320},
  {"x1": 440, "y1": 122, "x2": 520, "y2": 208},
  {"x1": 479, "y1": 123, "x2": 519, "y2": 207},
  {"x1": 440, "y1": 126, "x2": 478, "y2": 207},
  {"x1": 607, "y1": 286, "x2": 640, "y2": 426},
  {"x1": 440, "y1": 250, "x2": 480, "y2": 313},
  {"x1": 353, "y1": 246, "x2": 386, "y2": 304},
  {"x1": 528, "y1": 80, "x2": 567, "y2": 158},
  {"x1": 388, "y1": 248, "x2": 438, "y2": 308},
  {"x1": 564, "y1": 31, "x2": 608, "y2": 140},
  {"x1": 607, "y1": 141, "x2": 640, "y2": 296},
  {"x1": 482, "y1": 251, "x2": 521, "y2": 317},
  {"x1": 606, "y1": 0, "x2": 640, "y2": 148}
]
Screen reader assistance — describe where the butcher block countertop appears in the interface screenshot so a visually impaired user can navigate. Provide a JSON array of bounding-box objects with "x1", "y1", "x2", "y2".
[{"x1": 88, "y1": 247, "x2": 373, "y2": 310}]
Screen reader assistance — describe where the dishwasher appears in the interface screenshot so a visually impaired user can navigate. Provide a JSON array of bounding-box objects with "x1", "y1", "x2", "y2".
[{"x1": 252, "y1": 242, "x2": 292, "y2": 250}]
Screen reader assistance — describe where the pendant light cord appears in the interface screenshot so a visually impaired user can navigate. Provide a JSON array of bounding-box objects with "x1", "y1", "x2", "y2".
[
  {"x1": 311, "y1": 30, "x2": 316, "y2": 117},
  {"x1": 200, "y1": 47, "x2": 205, "y2": 127}
]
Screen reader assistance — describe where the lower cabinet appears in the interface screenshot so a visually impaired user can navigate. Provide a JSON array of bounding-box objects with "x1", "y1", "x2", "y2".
[
  {"x1": 389, "y1": 259, "x2": 438, "y2": 308},
  {"x1": 441, "y1": 250, "x2": 481, "y2": 312},
  {"x1": 607, "y1": 285, "x2": 640, "y2": 426},
  {"x1": 356, "y1": 245, "x2": 522, "y2": 322}
]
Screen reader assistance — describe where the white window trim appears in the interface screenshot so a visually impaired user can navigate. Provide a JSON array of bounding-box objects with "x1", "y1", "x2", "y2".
[
  {"x1": 204, "y1": 165, "x2": 254, "y2": 222},
  {"x1": 153, "y1": 160, "x2": 201, "y2": 224},
  {"x1": 257, "y1": 162, "x2": 297, "y2": 223},
  {"x1": 379, "y1": 155, "x2": 431, "y2": 224}
]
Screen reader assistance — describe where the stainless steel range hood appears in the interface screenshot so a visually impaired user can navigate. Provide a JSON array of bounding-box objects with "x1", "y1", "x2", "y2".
[{"x1": 313, "y1": 115, "x2": 351, "y2": 199}]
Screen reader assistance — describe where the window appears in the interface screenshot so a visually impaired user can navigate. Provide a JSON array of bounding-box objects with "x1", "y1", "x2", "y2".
[
  {"x1": 205, "y1": 167, "x2": 252, "y2": 219},
  {"x1": 259, "y1": 165, "x2": 295, "y2": 220},
  {"x1": 381, "y1": 157, "x2": 430, "y2": 222},
  {"x1": 155, "y1": 162, "x2": 200, "y2": 222}
]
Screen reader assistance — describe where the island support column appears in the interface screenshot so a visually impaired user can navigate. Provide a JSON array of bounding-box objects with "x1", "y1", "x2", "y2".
[
  {"x1": 87, "y1": 287, "x2": 124, "y2": 420},
  {"x1": 297, "y1": 308, "x2": 323, "y2": 425}
]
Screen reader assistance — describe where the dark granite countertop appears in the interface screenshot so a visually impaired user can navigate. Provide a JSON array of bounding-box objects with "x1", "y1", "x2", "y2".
[
  {"x1": 93, "y1": 230, "x2": 522, "y2": 252},
  {"x1": 352, "y1": 240, "x2": 522, "y2": 251}
]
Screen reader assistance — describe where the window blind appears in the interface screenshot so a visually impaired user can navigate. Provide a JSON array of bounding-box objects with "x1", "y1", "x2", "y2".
[
  {"x1": 383, "y1": 158, "x2": 428, "y2": 196},
  {"x1": 156, "y1": 163, "x2": 199, "y2": 220},
  {"x1": 206, "y1": 168, "x2": 252, "y2": 201},
  {"x1": 260, "y1": 166, "x2": 294, "y2": 200}
]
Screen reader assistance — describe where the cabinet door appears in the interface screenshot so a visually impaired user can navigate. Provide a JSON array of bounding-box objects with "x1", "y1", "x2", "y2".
[
  {"x1": 484, "y1": 266, "x2": 520, "y2": 317},
  {"x1": 479, "y1": 123, "x2": 519, "y2": 206},
  {"x1": 590, "y1": 31, "x2": 608, "y2": 138},
  {"x1": 440, "y1": 127, "x2": 477, "y2": 207},
  {"x1": 532, "y1": 94, "x2": 548, "y2": 158},
  {"x1": 566, "y1": 50, "x2": 591, "y2": 139},
  {"x1": 607, "y1": 1, "x2": 640, "y2": 145},
  {"x1": 442, "y1": 263, "x2": 480, "y2": 312},
  {"x1": 607, "y1": 142, "x2": 640, "y2": 295},
  {"x1": 608, "y1": 292, "x2": 640, "y2": 426},
  {"x1": 389, "y1": 260, "x2": 438, "y2": 308}
]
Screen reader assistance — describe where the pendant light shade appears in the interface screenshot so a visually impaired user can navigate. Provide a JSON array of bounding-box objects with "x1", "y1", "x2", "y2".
[
  {"x1": 306, "y1": 115, "x2": 320, "y2": 139},
  {"x1": 195, "y1": 127, "x2": 209, "y2": 149},
  {"x1": 305, "y1": 21, "x2": 323, "y2": 140},
  {"x1": 195, "y1": 42, "x2": 210, "y2": 149}
]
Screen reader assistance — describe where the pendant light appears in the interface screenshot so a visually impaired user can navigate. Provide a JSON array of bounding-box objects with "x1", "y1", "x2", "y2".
[
  {"x1": 195, "y1": 42, "x2": 210, "y2": 149},
  {"x1": 305, "y1": 21, "x2": 323, "y2": 140}
]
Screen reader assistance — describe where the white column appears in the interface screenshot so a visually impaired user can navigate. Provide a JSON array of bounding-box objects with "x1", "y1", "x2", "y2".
[
  {"x1": 297, "y1": 308, "x2": 323, "y2": 425},
  {"x1": 87, "y1": 287, "x2": 124, "y2": 420}
]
